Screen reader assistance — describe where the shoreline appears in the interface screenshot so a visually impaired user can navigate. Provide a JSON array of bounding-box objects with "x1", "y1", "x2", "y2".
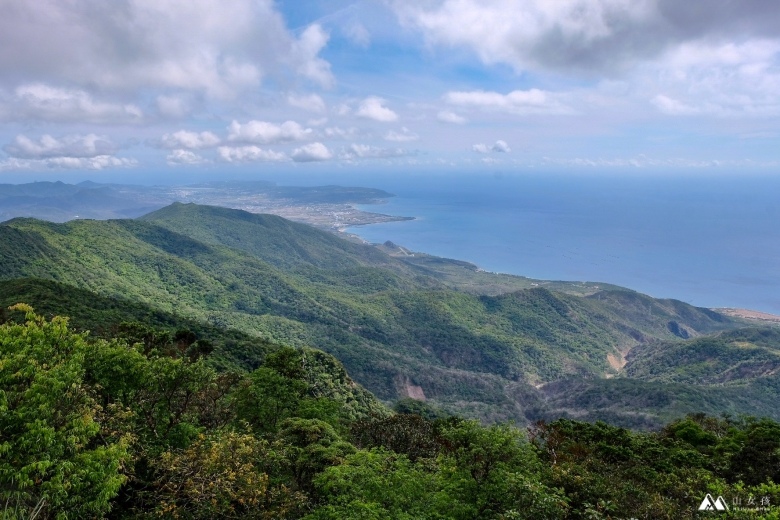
[{"x1": 714, "y1": 308, "x2": 780, "y2": 324}]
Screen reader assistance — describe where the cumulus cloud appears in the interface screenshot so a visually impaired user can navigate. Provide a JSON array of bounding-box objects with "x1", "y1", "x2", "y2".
[
  {"x1": 391, "y1": 0, "x2": 780, "y2": 75},
  {"x1": 0, "y1": 0, "x2": 333, "y2": 98},
  {"x1": 287, "y1": 93, "x2": 326, "y2": 113},
  {"x1": 1, "y1": 132, "x2": 135, "y2": 170},
  {"x1": 0, "y1": 155, "x2": 136, "y2": 171},
  {"x1": 227, "y1": 120, "x2": 312, "y2": 144},
  {"x1": 8, "y1": 84, "x2": 143, "y2": 123},
  {"x1": 46, "y1": 156, "x2": 137, "y2": 169},
  {"x1": 473, "y1": 140, "x2": 511, "y2": 153},
  {"x1": 160, "y1": 130, "x2": 220, "y2": 149},
  {"x1": 437, "y1": 110, "x2": 467, "y2": 124},
  {"x1": 217, "y1": 145, "x2": 288, "y2": 163},
  {"x1": 166, "y1": 149, "x2": 208, "y2": 165},
  {"x1": 445, "y1": 89, "x2": 572, "y2": 115},
  {"x1": 292, "y1": 25, "x2": 334, "y2": 88},
  {"x1": 492, "y1": 140, "x2": 511, "y2": 152},
  {"x1": 4, "y1": 134, "x2": 117, "y2": 159},
  {"x1": 356, "y1": 97, "x2": 399, "y2": 122},
  {"x1": 292, "y1": 142, "x2": 332, "y2": 162},
  {"x1": 384, "y1": 127, "x2": 419, "y2": 142}
]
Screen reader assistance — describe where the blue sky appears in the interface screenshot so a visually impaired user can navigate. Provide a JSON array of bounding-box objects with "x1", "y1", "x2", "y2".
[{"x1": 1, "y1": 0, "x2": 779, "y2": 181}]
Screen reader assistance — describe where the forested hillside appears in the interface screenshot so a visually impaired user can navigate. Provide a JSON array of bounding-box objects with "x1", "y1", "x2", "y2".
[
  {"x1": 3, "y1": 204, "x2": 777, "y2": 427},
  {"x1": 2, "y1": 306, "x2": 779, "y2": 519}
]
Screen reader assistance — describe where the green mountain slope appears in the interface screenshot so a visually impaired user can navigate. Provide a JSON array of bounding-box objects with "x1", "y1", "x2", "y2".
[
  {"x1": 0, "y1": 278, "x2": 387, "y2": 421},
  {"x1": 625, "y1": 327, "x2": 780, "y2": 384},
  {"x1": 0, "y1": 204, "x2": 752, "y2": 424},
  {"x1": 140, "y1": 202, "x2": 409, "y2": 272},
  {"x1": 534, "y1": 327, "x2": 780, "y2": 428}
]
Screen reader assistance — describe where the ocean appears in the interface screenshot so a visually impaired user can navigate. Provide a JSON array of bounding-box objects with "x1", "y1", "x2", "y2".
[{"x1": 340, "y1": 171, "x2": 780, "y2": 314}]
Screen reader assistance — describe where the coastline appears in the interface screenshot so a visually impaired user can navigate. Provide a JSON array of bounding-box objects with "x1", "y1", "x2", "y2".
[{"x1": 715, "y1": 308, "x2": 780, "y2": 324}]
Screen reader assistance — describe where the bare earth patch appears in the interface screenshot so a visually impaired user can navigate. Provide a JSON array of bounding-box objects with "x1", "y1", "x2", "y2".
[
  {"x1": 405, "y1": 384, "x2": 427, "y2": 401},
  {"x1": 607, "y1": 353, "x2": 625, "y2": 371}
]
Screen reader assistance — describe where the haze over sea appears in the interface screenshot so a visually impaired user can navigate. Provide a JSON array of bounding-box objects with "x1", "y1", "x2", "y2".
[{"x1": 335, "y1": 171, "x2": 780, "y2": 315}]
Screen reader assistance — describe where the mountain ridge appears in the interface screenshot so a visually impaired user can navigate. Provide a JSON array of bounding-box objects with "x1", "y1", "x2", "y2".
[{"x1": 2, "y1": 202, "x2": 771, "y2": 427}]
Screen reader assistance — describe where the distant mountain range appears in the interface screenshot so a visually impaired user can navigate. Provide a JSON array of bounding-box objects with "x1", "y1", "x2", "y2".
[
  {"x1": 3, "y1": 201, "x2": 777, "y2": 428},
  {"x1": 0, "y1": 180, "x2": 402, "y2": 225}
]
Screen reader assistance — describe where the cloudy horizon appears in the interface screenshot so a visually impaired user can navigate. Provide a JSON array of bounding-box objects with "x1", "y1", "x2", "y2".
[{"x1": 1, "y1": 0, "x2": 779, "y2": 180}]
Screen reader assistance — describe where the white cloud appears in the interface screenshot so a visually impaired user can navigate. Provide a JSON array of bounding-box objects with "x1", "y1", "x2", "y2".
[
  {"x1": 0, "y1": 155, "x2": 136, "y2": 171},
  {"x1": 645, "y1": 39, "x2": 780, "y2": 117},
  {"x1": 492, "y1": 140, "x2": 511, "y2": 152},
  {"x1": 445, "y1": 89, "x2": 571, "y2": 115},
  {"x1": 357, "y1": 97, "x2": 399, "y2": 122},
  {"x1": 227, "y1": 120, "x2": 312, "y2": 144},
  {"x1": 8, "y1": 84, "x2": 143, "y2": 123},
  {"x1": 166, "y1": 149, "x2": 208, "y2": 165},
  {"x1": 341, "y1": 143, "x2": 413, "y2": 160},
  {"x1": 0, "y1": 0, "x2": 333, "y2": 99},
  {"x1": 292, "y1": 25, "x2": 334, "y2": 88},
  {"x1": 156, "y1": 95, "x2": 191, "y2": 118},
  {"x1": 292, "y1": 142, "x2": 332, "y2": 162},
  {"x1": 473, "y1": 140, "x2": 511, "y2": 153},
  {"x1": 651, "y1": 95, "x2": 700, "y2": 116},
  {"x1": 4, "y1": 134, "x2": 117, "y2": 159},
  {"x1": 217, "y1": 145, "x2": 288, "y2": 163},
  {"x1": 47, "y1": 156, "x2": 137, "y2": 169},
  {"x1": 344, "y1": 22, "x2": 371, "y2": 48},
  {"x1": 391, "y1": 0, "x2": 659, "y2": 74},
  {"x1": 391, "y1": 0, "x2": 780, "y2": 75},
  {"x1": 1, "y1": 132, "x2": 134, "y2": 170},
  {"x1": 437, "y1": 110, "x2": 467, "y2": 124},
  {"x1": 323, "y1": 126, "x2": 363, "y2": 140},
  {"x1": 384, "y1": 127, "x2": 419, "y2": 142},
  {"x1": 335, "y1": 103, "x2": 352, "y2": 116},
  {"x1": 394, "y1": 1, "x2": 780, "y2": 122},
  {"x1": 540, "y1": 155, "x2": 772, "y2": 169},
  {"x1": 160, "y1": 130, "x2": 220, "y2": 149},
  {"x1": 288, "y1": 93, "x2": 326, "y2": 113}
]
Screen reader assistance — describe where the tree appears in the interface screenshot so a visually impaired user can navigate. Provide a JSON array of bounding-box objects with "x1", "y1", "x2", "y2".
[
  {"x1": 0, "y1": 305, "x2": 130, "y2": 518},
  {"x1": 150, "y1": 431, "x2": 306, "y2": 519}
]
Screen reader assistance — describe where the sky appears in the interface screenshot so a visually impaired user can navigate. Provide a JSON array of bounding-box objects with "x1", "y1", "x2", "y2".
[{"x1": 1, "y1": 0, "x2": 780, "y2": 182}]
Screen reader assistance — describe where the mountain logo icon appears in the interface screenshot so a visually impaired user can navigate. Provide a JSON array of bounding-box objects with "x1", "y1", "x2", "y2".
[{"x1": 699, "y1": 494, "x2": 729, "y2": 511}]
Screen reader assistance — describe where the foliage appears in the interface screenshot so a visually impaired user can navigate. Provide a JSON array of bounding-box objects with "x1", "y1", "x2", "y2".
[
  {"x1": 3, "y1": 305, "x2": 780, "y2": 518},
  {"x1": 150, "y1": 431, "x2": 306, "y2": 519},
  {"x1": 0, "y1": 205, "x2": 746, "y2": 424},
  {"x1": 0, "y1": 305, "x2": 130, "y2": 519}
]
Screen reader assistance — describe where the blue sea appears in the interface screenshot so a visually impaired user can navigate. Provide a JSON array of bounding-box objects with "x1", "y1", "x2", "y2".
[{"x1": 337, "y1": 171, "x2": 780, "y2": 314}]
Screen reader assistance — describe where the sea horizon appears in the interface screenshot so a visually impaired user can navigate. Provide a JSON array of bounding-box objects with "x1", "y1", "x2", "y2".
[{"x1": 341, "y1": 171, "x2": 780, "y2": 315}]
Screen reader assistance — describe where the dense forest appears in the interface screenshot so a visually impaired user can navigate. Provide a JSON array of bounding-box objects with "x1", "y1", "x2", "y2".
[
  {"x1": 4, "y1": 204, "x2": 776, "y2": 427},
  {"x1": 3, "y1": 204, "x2": 780, "y2": 517},
  {"x1": 2, "y1": 305, "x2": 779, "y2": 519}
]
